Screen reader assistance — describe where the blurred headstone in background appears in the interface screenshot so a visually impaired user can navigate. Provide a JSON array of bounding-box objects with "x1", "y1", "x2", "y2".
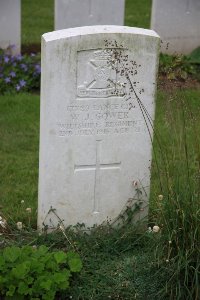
[
  {"x1": 0, "y1": 0, "x2": 21, "y2": 54},
  {"x1": 55, "y1": 0, "x2": 125, "y2": 30},
  {"x1": 151, "y1": 0, "x2": 200, "y2": 54}
]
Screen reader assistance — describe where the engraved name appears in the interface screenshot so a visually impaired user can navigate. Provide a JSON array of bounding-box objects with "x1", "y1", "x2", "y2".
[{"x1": 57, "y1": 120, "x2": 144, "y2": 137}]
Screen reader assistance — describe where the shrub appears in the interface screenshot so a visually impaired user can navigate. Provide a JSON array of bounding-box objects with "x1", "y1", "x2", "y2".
[
  {"x1": 0, "y1": 245, "x2": 82, "y2": 299},
  {"x1": 0, "y1": 46, "x2": 41, "y2": 94}
]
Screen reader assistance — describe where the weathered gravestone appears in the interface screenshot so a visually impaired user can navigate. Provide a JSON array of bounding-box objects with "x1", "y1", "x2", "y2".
[
  {"x1": 0, "y1": 0, "x2": 21, "y2": 54},
  {"x1": 55, "y1": 0, "x2": 125, "y2": 30},
  {"x1": 38, "y1": 26, "x2": 160, "y2": 230},
  {"x1": 151, "y1": 0, "x2": 200, "y2": 54}
]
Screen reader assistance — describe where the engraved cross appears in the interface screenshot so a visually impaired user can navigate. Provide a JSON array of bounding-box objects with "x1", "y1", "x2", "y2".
[{"x1": 74, "y1": 140, "x2": 121, "y2": 214}]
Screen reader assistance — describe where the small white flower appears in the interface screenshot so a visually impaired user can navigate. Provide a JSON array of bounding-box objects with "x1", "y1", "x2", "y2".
[
  {"x1": 158, "y1": 195, "x2": 163, "y2": 201},
  {"x1": 16, "y1": 222, "x2": 23, "y2": 230},
  {"x1": 148, "y1": 227, "x2": 152, "y2": 232},
  {"x1": 59, "y1": 225, "x2": 65, "y2": 232},
  {"x1": 32, "y1": 245, "x2": 37, "y2": 249},
  {"x1": 166, "y1": 259, "x2": 169, "y2": 263},
  {"x1": 152, "y1": 225, "x2": 160, "y2": 233},
  {"x1": 169, "y1": 240, "x2": 172, "y2": 244},
  {"x1": 26, "y1": 207, "x2": 32, "y2": 213},
  {"x1": 0, "y1": 219, "x2": 7, "y2": 229},
  {"x1": 21, "y1": 200, "x2": 25, "y2": 204}
]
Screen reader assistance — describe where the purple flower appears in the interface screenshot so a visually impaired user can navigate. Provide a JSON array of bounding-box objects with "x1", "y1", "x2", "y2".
[
  {"x1": 16, "y1": 84, "x2": 21, "y2": 91},
  {"x1": 19, "y1": 79, "x2": 26, "y2": 87},
  {"x1": 5, "y1": 77, "x2": 11, "y2": 83},
  {"x1": 13, "y1": 62, "x2": 17, "y2": 67},
  {"x1": 4, "y1": 56, "x2": 9, "y2": 63},
  {"x1": 20, "y1": 63, "x2": 28, "y2": 71},
  {"x1": 10, "y1": 56, "x2": 16, "y2": 63},
  {"x1": 0, "y1": 73, "x2": 3, "y2": 78},
  {"x1": 16, "y1": 54, "x2": 22, "y2": 61},
  {"x1": 34, "y1": 64, "x2": 41, "y2": 74},
  {"x1": 10, "y1": 71, "x2": 16, "y2": 78}
]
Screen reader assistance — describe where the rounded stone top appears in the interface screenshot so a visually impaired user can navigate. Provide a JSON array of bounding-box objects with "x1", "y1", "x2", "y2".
[{"x1": 42, "y1": 25, "x2": 160, "y2": 42}]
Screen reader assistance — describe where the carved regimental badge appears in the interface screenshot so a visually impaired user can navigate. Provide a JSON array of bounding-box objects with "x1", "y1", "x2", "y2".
[{"x1": 77, "y1": 49, "x2": 125, "y2": 99}]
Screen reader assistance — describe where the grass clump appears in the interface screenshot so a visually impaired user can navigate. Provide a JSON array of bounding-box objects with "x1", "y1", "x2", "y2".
[
  {"x1": 150, "y1": 89, "x2": 200, "y2": 299},
  {"x1": 154, "y1": 187, "x2": 200, "y2": 299}
]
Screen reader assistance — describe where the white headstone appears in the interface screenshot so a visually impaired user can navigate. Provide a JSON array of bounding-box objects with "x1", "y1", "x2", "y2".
[
  {"x1": 38, "y1": 26, "x2": 160, "y2": 230},
  {"x1": 151, "y1": 0, "x2": 200, "y2": 54},
  {"x1": 55, "y1": 0, "x2": 125, "y2": 30},
  {"x1": 0, "y1": 0, "x2": 21, "y2": 54}
]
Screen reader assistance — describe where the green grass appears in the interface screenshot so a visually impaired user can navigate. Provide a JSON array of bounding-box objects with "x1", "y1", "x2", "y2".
[
  {"x1": 0, "y1": 223, "x2": 165, "y2": 299},
  {"x1": 149, "y1": 88, "x2": 200, "y2": 299},
  {"x1": 21, "y1": 0, "x2": 152, "y2": 46},
  {"x1": 150, "y1": 88, "x2": 200, "y2": 215},
  {"x1": 21, "y1": 0, "x2": 54, "y2": 45},
  {"x1": 45, "y1": 226, "x2": 163, "y2": 299},
  {"x1": 125, "y1": 0, "x2": 152, "y2": 28},
  {"x1": 0, "y1": 93, "x2": 39, "y2": 227}
]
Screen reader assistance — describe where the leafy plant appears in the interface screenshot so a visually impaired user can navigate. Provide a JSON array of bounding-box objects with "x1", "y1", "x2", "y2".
[
  {"x1": 0, "y1": 245, "x2": 82, "y2": 299},
  {"x1": 159, "y1": 50, "x2": 200, "y2": 80},
  {"x1": 0, "y1": 46, "x2": 41, "y2": 94},
  {"x1": 188, "y1": 46, "x2": 200, "y2": 64}
]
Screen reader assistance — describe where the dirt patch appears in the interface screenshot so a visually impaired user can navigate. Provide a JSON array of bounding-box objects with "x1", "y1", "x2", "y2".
[
  {"x1": 22, "y1": 43, "x2": 41, "y2": 55},
  {"x1": 158, "y1": 75, "x2": 200, "y2": 92}
]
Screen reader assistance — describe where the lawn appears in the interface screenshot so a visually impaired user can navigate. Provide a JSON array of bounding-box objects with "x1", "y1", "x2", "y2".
[
  {"x1": 0, "y1": 0, "x2": 199, "y2": 299},
  {"x1": 0, "y1": 93, "x2": 39, "y2": 226},
  {"x1": 21, "y1": 0, "x2": 54, "y2": 46}
]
